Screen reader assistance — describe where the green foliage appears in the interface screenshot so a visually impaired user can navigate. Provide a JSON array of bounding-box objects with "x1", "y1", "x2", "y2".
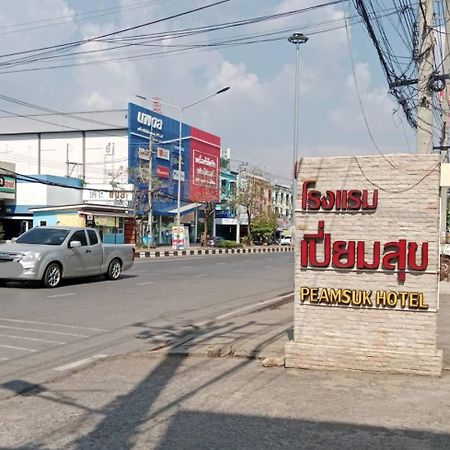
[
  {"x1": 251, "y1": 212, "x2": 277, "y2": 244},
  {"x1": 217, "y1": 239, "x2": 242, "y2": 249},
  {"x1": 0, "y1": 223, "x2": 4, "y2": 241}
]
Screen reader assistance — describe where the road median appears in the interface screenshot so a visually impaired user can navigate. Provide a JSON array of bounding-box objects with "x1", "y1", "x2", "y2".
[{"x1": 134, "y1": 245, "x2": 294, "y2": 259}]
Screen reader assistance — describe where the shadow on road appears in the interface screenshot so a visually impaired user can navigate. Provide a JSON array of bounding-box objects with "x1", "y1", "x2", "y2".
[{"x1": 2, "y1": 309, "x2": 450, "y2": 449}]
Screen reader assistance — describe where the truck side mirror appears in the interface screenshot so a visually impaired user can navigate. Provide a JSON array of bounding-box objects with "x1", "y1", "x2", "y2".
[{"x1": 69, "y1": 241, "x2": 82, "y2": 249}]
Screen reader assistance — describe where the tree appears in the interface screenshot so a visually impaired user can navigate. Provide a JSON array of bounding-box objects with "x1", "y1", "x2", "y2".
[
  {"x1": 196, "y1": 184, "x2": 218, "y2": 244},
  {"x1": 235, "y1": 166, "x2": 273, "y2": 245},
  {"x1": 0, "y1": 223, "x2": 4, "y2": 241},
  {"x1": 251, "y1": 211, "x2": 278, "y2": 244}
]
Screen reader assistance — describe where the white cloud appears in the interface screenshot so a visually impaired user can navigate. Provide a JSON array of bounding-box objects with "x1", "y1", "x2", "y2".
[{"x1": 0, "y1": 0, "x2": 415, "y2": 180}]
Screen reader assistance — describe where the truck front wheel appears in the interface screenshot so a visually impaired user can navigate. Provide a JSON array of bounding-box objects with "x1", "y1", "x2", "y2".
[
  {"x1": 106, "y1": 258, "x2": 122, "y2": 280},
  {"x1": 43, "y1": 262, "x2": 62, "y2": 288}
]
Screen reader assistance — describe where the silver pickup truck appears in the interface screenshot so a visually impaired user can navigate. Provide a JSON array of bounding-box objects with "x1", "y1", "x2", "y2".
[{"x1": 0, "y1": 226, "x2": 134, "y2": 288}]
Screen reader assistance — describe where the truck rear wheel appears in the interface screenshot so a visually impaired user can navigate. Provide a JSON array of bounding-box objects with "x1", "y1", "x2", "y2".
[
  {"x1": 106, "y1": 258, "x2": 122, "y2": 280},
  {"x1": 43, "y1": 262, "x2": 62, "y2": 288}
]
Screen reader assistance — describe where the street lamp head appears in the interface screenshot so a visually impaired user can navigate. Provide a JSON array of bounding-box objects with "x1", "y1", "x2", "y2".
[
  {"x1": 136, "y1": 94, "x2": 148, "y2": 101},
  {"x1": 216, "y1": 86, "x2": 230, "y2": 95},
  {"x1": 288, "y1": 33, "x2": 308, "y2": 45}
]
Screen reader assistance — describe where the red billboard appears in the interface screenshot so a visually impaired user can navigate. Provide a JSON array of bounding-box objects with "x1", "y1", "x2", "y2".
[{"x1": 189, "y1": 127, "x2": 220, "y2": 202}]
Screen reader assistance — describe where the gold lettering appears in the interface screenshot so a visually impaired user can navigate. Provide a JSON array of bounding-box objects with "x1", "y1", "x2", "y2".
[
  {"x1": 386, "y1": 291, "x2": 397, "y2": 307},
  {"x1": 398, "y1": 292, "x2": 408, "y2": 308},
  {"x1": 341, "y1": 289, "x2": 351, "y2": 305},
  {"x1": 318, "y1": 288, "x2": 330, "y2": 304},
  {"x1": 352, "y1": 290, "x2": 362, "y2": 306},
  {"x1": 376, "y1": 291, "x2": 386, "y2": 307},
  {"x1": 329, "y1": 288, "x2": 340, "y2": 304},
  {"x1": 418, "y1": 293, "x2": 429, "y2": 310},
  {"x1": 362, "y1": 290, "x2": 373, "y2": 306},
  {"x1": 300, "y1": 287, "x2": 310, "y2": 302},
  {"x1": 310, "y1": 288, "x2": 319, "y2": 303},
  {"x1": 409, "y1": 292, "x2": 419, "y2": 309}
]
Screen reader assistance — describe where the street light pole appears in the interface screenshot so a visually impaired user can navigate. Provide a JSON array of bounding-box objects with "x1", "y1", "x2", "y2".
[
  {"x1": 288, "y1": 33, "x2": 308, "y2": 228},
  {"x1": 136, "y1": 87, "x2": 230, "y2": 249}
]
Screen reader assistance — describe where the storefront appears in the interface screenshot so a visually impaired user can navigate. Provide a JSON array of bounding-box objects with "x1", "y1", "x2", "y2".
[
  {"x1": 0, "y1": 162, "x2": 17, "y2": 239},
  {"x1": 29, "y1": 204, "x2": 133, "y2": 244}
]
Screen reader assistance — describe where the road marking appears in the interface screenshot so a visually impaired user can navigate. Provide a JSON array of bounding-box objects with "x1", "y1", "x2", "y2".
[
  {"x1": 193, "y1": 274, "x2": 207, "y2": 278},
  {"x1": 136, "y1": 281, "x2": 155, "y2": 286},
  {"x1": 264, "y1": 265, "x2": 273, "y2": 268},
  {"x1": 234, "y1": 269, "x2": 244, "y2": 272},
  {"x1": 0, "y1": 325, "x2": 88, "y2": 338},
  {"x1": 54, "y1": 354, "x2": 108, "y2": 372},
  {"x1": 0, "y1": 357, "x2": 9, "y2": 361},
  {"x1": 215, "y1": 262, "x2": 226, "y2": 265},
  {"x1": 47, "y1": 292, "x2": 76, "y2": 299},
  {"x1": 0, "y1": 334, "x2": 66, "y2": 345},
  {"x1": 0, "y1": 344, "x2": 36, "y2": 352},
  {"x1": 0, "y1": 318, "x2": 106, "y2": 332},
  {"x1": 181, "y1": 265, "x2": 193, "y2": 269}
]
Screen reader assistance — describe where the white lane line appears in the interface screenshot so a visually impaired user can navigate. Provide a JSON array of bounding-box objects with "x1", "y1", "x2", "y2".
[
  {"x1": 264, "y1": 265, "x2": 273, "y2": 268},
  {"x1": 181, "y1": 265, "x2": 193, "y2": 269},
  {"x1": 0, "y1": 357, "x2": 9, "y2": 361},
  {"x1": 0, "y1": 325, "x2": 88, "y2": 338},
  {"x1": 0, "y1": 318, "x2": 106, "y2": 332},
  {"x1": 47, "y1": 292, "x2": 76, "y2": 299},
  {"x1": 193, "y1": 274, "x2": 207, "y2": 278},
  {"x1": 54, "y1": 354, "x2": 108, "y2": 372},
  {"x1": 0, "y1": 334, "x2": 66, "y2": 345},
  {"x1": 216, "y1": 262, "x2": 226, "y2": 265},
  {"x1": 136, "y1": 281, "x2": 155, "y2": 286},
  {"x1": 0, "y1": 344, "x2": 36, "y2": 352},
  {"x1": 234, "y1": 269, "x2": 244, "y2": 272}
]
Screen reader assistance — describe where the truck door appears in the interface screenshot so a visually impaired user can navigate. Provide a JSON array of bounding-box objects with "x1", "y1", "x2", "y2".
[
  {"x1": 66, "y1": 230, "x2": 90, "y2": 276},
  {"x1": 86, "y1": 229, "x2": 103, "y2": 275}
]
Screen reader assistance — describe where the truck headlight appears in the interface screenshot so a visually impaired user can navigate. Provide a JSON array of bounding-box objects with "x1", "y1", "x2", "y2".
[{"x1": 21, "y1": 252, "x2": 41, "y2": 263}]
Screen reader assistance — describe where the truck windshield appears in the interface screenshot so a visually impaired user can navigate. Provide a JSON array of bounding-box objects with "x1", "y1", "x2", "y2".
[{"x1": 16, "y1": 228, "x2": 70, "y2": 246}]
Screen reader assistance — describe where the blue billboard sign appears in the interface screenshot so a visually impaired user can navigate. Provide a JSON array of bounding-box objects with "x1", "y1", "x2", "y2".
[{"x1": 128, "y1": 103, "x2": 191, "y2": 215}]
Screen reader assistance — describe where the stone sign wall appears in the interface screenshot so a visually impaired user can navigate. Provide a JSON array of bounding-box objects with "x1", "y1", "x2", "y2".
[{"x1": 285, "y1": 154, "x2": 443, "y2": 375}]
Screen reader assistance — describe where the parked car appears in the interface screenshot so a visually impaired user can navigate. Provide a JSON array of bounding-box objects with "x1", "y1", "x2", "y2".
[
  {"x1": 0, "y1": 227, "x2": 134, "y2": 288},
  {"x1": 280, "y1": 235, "x2": 292, "y2": 245},
  {"x1": 207, "y1": 236, "x2": 225, "y2": 247}
]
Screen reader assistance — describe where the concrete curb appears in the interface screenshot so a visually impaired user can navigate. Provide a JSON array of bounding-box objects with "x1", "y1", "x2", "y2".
[
  {"x1": 134, "y1": 246, "x2": 294, "y2": 259},
  {"x1": 149, "y1": 292, "x2": 294, "y2": 357}
]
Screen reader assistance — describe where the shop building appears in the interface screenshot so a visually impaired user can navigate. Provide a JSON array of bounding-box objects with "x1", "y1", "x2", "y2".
[
  {"x1": 0, "y1": 172, "x2": 82, "y2": 240},
  {"x1": 0, "y1": 104, "x2": 221, "y2": 245}
]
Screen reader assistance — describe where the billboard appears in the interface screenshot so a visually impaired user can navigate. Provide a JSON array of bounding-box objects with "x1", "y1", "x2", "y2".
[{"x1": 127, "y1": 103, "x2": 220, "y2": 214}]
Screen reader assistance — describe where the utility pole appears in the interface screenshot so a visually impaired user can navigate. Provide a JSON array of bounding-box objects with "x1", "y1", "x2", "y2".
[
  {"x1": 66, "y1": 143, "x2": 70, "y2": 177},
  {"x1": 147, "y1": 133, "x2": 154, "y2": 249},
  {"x1": 440, "y1": 0, "x2": 450, "y2": 243},
  {"x1": 416, "y1": 0, "x2": 434, "y2": 154}
]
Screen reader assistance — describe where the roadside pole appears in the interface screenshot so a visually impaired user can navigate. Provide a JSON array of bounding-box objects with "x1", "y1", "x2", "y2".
[
  {"x1": 416, "y1": 0, "x2": 434, "y2": 154},
  {"x1": 440, "y1": 0, "x2": 450, "y2": 243},
  {"x1": 148, "y1": 133, "x2": 154, "y2": 249}
]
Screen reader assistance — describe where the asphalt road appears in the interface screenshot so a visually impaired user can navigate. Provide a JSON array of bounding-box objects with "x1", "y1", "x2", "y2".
[{"x1": 0, "y1": 252, "x2": 293, "y2": 397}]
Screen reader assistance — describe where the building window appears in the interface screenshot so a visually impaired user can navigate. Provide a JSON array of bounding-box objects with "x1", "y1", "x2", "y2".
[{"x1": 39, "y1": 221, "x2": 47, "y2": 227}]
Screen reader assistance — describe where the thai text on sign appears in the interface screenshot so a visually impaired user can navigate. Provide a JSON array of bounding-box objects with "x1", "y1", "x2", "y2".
[{"x1": 299, "y1": 182, "x2": 429, "y2": 282}]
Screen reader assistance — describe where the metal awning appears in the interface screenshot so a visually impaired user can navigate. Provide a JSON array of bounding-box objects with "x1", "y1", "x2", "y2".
[{"x1": 167, "y1": 203, "x2": 202, "y2": 216}]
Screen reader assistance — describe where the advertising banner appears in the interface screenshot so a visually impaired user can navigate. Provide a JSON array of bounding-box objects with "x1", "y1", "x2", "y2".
[{"x1": 0, "y1": 175, "x2": 16, "y2": 195}]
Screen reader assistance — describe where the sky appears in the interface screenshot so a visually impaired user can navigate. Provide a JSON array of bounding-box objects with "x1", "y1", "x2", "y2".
[{"x1": 0, "y1": 0, "x2": 416, "y2": 184}]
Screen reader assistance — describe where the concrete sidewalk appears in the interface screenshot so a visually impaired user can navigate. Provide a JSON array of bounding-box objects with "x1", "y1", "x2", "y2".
[{"x1": 147, "y1": 283, "x2": 450, "y2": 370}]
